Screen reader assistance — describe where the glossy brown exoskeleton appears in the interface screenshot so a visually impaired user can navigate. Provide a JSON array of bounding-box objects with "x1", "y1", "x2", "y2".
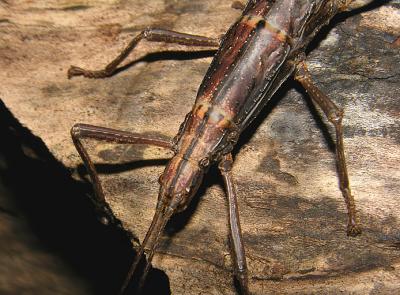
[{"x1": 68, "y1": 1, "x2": 368, "y2": 294}]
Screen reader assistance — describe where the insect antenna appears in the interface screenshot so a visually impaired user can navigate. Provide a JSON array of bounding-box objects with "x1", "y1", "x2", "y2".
[
  {"x1": 119, "y1": 202, "x2": 174, "y2": 295},
  {"x1": 136, "y1": 233, "x2": 164, "y2": 292}
]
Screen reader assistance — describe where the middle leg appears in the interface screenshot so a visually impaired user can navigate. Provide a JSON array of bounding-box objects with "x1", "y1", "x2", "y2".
[
  {"x1": 219, "y1": 153, "x2": 249, "y2": 295},
  {"x1": 68, "y1": 28, "x2": 220, "y2": 79}
]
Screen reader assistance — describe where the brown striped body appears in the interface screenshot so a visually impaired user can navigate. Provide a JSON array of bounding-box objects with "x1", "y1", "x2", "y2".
[
  {"x1": 68, "y1": 1, "x2": 364, "y2": 292},
  {"x1": 160, "y1": 0, "x2": 347, "y2": 211}
]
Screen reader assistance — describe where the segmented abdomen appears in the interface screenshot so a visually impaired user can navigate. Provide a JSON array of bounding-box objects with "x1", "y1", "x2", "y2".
[
  {"x1": 175, "y1": 0, "x2": 334, "y2": 165},
  {"x1": 174, "y1": 4, "x2": 293, "y2": 163}
]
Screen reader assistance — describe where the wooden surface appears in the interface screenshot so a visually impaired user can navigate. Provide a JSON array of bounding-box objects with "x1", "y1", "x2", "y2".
[{"x1": 1, "y1": 1, "x2": 400, "y2": 294}]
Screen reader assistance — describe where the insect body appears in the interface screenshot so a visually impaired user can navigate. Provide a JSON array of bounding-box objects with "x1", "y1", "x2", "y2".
[{"x1": 69, "y1": 1, "x2": 365, "y2": 294}]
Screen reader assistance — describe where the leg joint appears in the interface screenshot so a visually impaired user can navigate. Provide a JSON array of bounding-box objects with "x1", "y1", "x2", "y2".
[
  {"x1": 142, "y1": 28, "x2": 152, "y2": 38},
  {"x1": 328, "y1": 108, "x2": 344, "y2": 125},
  {"x1": 237, "y1": 264, "x2": 247, "y2": 274},
  {"x1": 70, "y1": 123, "x2": 83, "y2": 138},
  {"x1": 218, "y1": 155, "x2": 233, "y2": 172}
]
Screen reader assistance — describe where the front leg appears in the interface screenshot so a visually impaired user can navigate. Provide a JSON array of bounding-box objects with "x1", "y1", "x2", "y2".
[
  {"x1": 295, "y1": 61, "x2": 362, "y2": 237},
  {"x1": 71, "y1": 123, "x2": 172, "y2": 224},
  {"x1": 219, "y1": 153, "x2": 250, "y2": 295}
]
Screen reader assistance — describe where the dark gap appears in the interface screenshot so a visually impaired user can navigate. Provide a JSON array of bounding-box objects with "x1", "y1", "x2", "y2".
[
  {"x1": 0, "y1": 99, "x2": 170, "y2": 295},
  {"x1": 306, "y1": 0, "x2": 391, "y2": 54},
  {"x1": 234, "y1": 78, "x2": 294, "y2": 152},
  {"x1": 165, "y1": 165, "x2": 221, "y2": 237}
]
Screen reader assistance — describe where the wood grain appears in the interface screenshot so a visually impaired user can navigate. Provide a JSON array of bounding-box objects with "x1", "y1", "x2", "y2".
[{"x1": 1, "y1": 1, "x2": 399, "y2": 294}]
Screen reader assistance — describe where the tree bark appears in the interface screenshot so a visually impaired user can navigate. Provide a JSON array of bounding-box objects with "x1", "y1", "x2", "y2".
[{"x1": 1, "y1": 1, "x2": 399, "y2": 294}]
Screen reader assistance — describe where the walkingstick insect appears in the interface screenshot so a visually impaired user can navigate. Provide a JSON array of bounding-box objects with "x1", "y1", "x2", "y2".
[{"x1": 67, "y1": 0, "x2": 376, "y2": 294}]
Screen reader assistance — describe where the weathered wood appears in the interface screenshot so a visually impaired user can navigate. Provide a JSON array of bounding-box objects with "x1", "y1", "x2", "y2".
[{"x1": 1, "y1": 1, "x2": 399, "y2": 294}]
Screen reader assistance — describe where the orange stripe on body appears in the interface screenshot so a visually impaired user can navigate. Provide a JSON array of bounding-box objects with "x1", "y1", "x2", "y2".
[
  {"x1": 193, "y1": 102, "x2": 234, "y2": 129},
  {"x1": 242, "y1": 14, "x2": 290, "y2": 43}
]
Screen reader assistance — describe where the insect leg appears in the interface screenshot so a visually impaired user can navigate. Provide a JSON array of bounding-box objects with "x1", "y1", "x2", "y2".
[
  {"x1": 295, "y1": 61, "x2": 362, "y2": 237},
  {"x1": 68, "y1": 28, "x2": 220, "y2": 79},
  {"x1": 71, "y1": 123, "x2": 172, "y2": 224},
  {"x1": 219, "y1": 153, "x2": 249, "y2": 295}
]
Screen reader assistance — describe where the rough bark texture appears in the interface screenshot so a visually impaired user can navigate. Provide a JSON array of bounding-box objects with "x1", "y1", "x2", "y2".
[{"x1": 1, "y1": 1, "x2": 399, "y2": 294}]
